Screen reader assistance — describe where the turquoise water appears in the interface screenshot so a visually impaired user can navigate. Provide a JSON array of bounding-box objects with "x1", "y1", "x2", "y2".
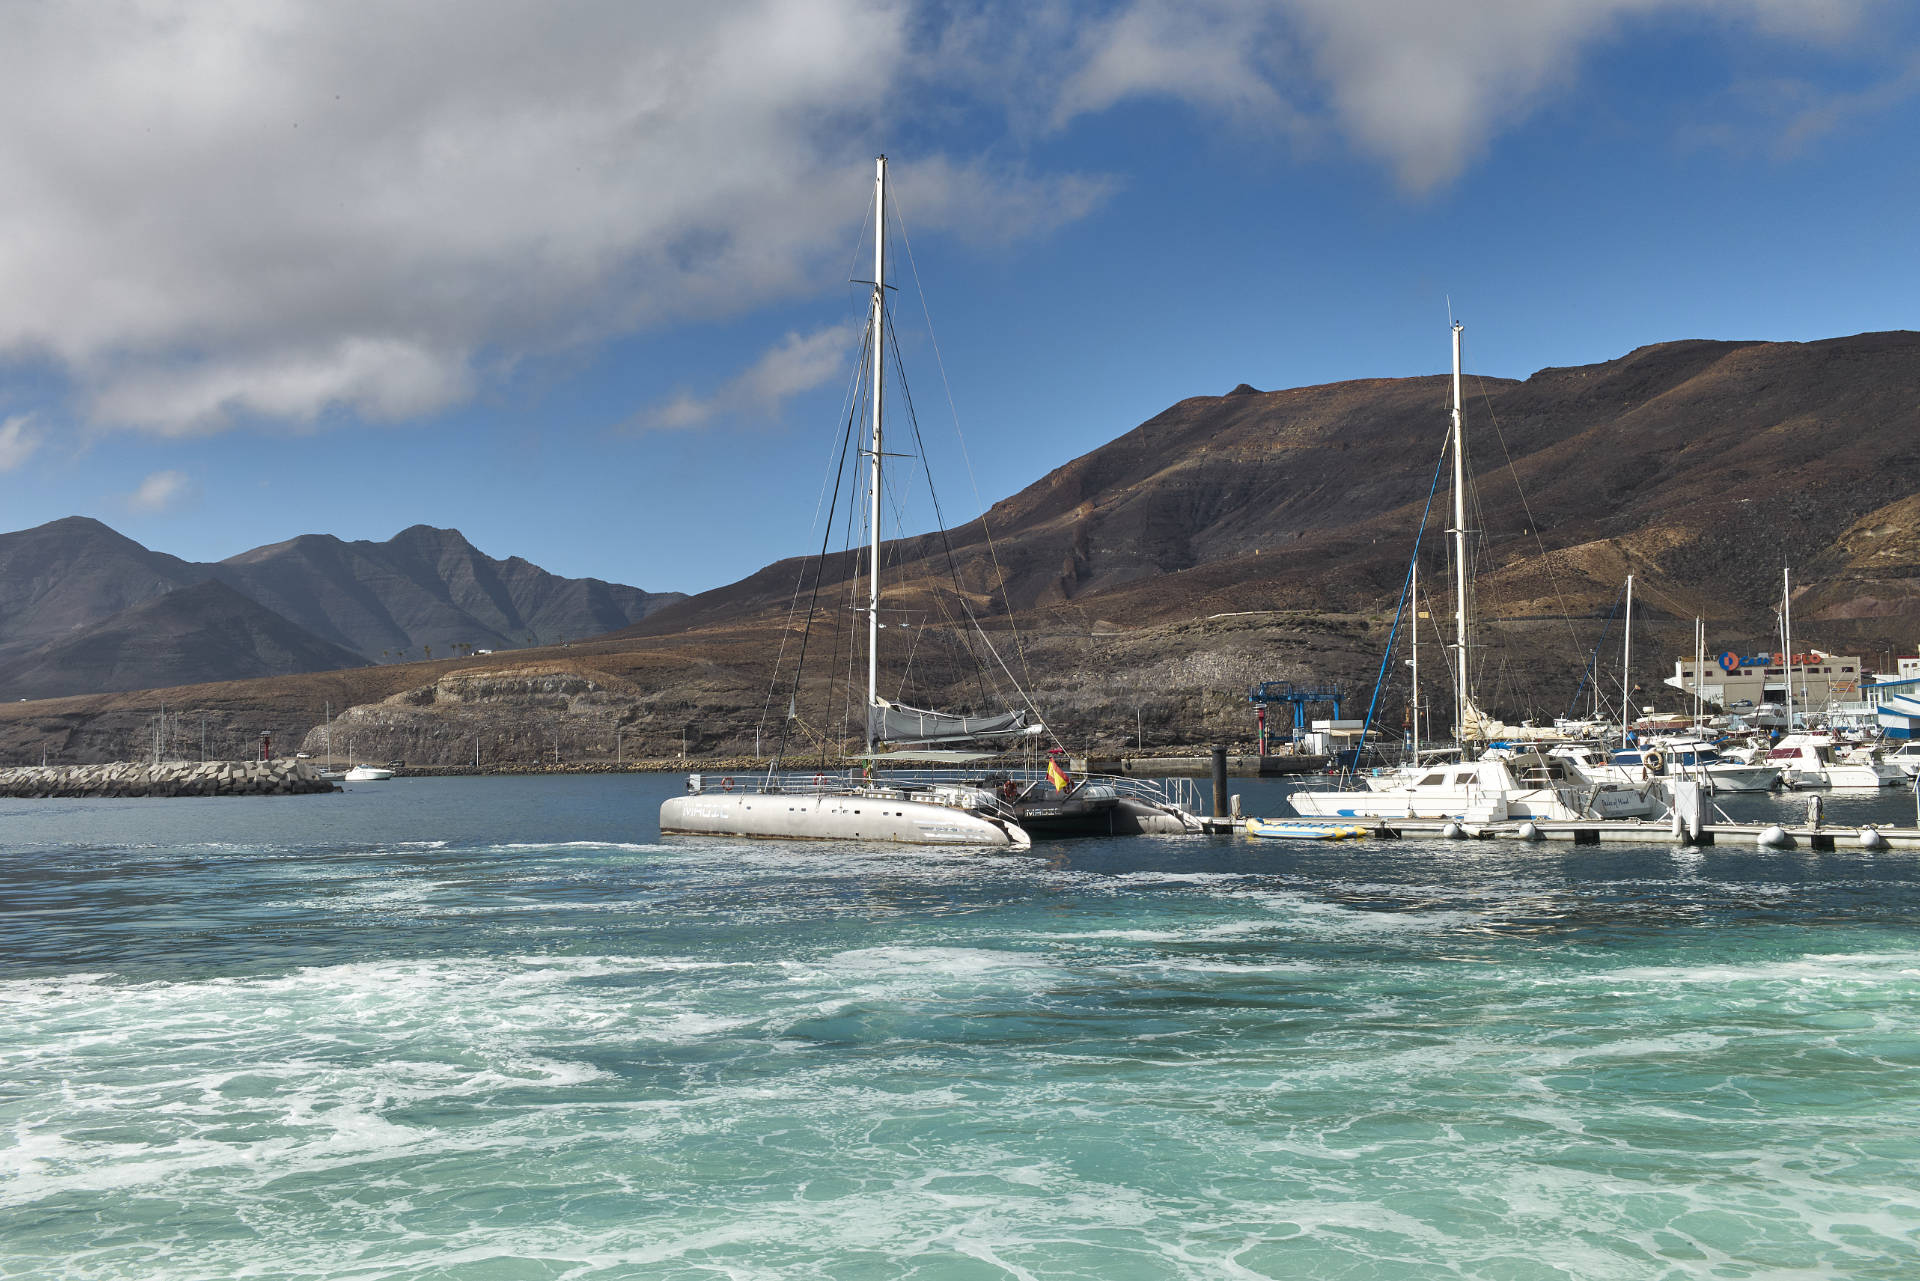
[{"x1": 3, "y1": 775, "x2": 1918, "y2": 1279}]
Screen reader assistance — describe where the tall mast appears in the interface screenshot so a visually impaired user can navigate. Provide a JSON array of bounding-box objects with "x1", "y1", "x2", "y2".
[
  {"x1": 1621, "y1": 574, "x2": 1634, "y2": 749},
  {"x1": 1694, "y1": 617, "x2": 1704, "y2": 729},
  {"x1": 1450, "y1": 321, "x2": 1471, "y2": 747},
  {"x1": 1782, "y1": 565, "x2": 1794, "y2": 734},
  {"x1": 1410, "y1": 560, "x2": 1421, "y2": 763},
  {"x1": 865, "y1": 155, "x2": 886, "y2": 753}
]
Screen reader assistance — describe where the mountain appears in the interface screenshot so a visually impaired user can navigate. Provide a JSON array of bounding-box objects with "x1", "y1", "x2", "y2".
[
  {"x1": 0, "y1": 580, "x2": 369, "y2": 700},
  {"x1": 7, "y1": 329, "x2": 1920, "y2": 762},
  {"x1": 0, "y1": 519, "x2": 686, "y2": 700},
  {"x1": 0, "y1": 516, "x2": 207, "y2": 658},
  {"x1": 212, "y1": 524, "x2": 682, "y2": 660},
  {"x1": 633, "y1": 330, "x2": 1920, "y2": 636}
]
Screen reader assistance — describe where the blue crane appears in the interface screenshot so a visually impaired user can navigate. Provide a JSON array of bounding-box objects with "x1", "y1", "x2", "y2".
[{"x1": 1248, "y1": 681, "x2": 1342, "y2": 751}]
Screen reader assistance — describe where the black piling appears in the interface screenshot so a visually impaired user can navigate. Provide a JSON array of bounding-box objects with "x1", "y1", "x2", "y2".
[{"x1": 1211, "y1": 746, "x2": 1228, "y2": 817}]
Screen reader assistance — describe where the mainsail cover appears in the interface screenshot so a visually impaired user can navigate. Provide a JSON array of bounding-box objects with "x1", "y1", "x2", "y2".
[{"x1": 869, "y1": 699, "x2": 1032, "y2": 746}]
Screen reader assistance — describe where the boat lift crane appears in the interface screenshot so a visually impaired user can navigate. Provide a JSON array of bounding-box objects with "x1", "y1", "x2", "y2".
[{"x1": 1248, "y1": 682, "x2": 1342, "y2": 754}]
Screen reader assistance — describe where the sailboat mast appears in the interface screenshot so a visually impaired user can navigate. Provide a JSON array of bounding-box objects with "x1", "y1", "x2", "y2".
[
  {"x1": 1450, "y1": 321, "x2": 1470, "y2": 746},
  {"x1": 1622, "y1": 574, "x2": 1633, "y2": 749},
  {"x1": 1782, "y1": 565, "x2": 1795, "y2": 734},
  {"x1": 1410, "y1": 560, "x2": 1421, "y2": 763},
  {"x1": 865, "y1": 155, "x2": 886, "y2": 754}
]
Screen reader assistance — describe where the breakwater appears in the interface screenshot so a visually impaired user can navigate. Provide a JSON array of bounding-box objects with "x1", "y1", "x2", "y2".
[{"x1": 0, "y1": 759, "x2": 339, "y2": 798}]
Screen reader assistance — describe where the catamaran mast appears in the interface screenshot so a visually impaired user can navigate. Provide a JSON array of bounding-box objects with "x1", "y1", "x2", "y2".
[
  {"x1": 1450, "y1": 321, "x2": 1471, "y2": 747},
  {"x1": 866, "y1": 155, "x2": 886, "y2": 754}
]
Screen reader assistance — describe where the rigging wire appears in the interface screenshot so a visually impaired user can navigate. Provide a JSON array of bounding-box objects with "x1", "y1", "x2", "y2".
[
  {"x1": 1472, "y1": 373, "x2": 1606, "y2": 703},
  {"x1": 890, "y1": 196, "x2": 1044, "y2": 704},
  {"x1": 884, "y1": 304, "x2": 1007, "y2": 715},
  {"x1": 772, "y1": 325, "x2": 870, "y2": 771},
  {"x1": 757, "y1": 303, "x2": 877, "y2": 768},
  {"x1": 1350, "y1": 430, "x2": 1453, "y2": 783}
]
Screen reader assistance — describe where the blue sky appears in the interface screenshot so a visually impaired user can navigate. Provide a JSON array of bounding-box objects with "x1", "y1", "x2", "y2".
[{"x1": 1, "y1": 1, "x2": 1916, "y2": 594}]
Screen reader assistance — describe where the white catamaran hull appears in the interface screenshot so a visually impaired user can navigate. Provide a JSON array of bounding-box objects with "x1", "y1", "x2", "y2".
[{"x1": 660, "y1": 792, "x2": 1030, "y2": 848}]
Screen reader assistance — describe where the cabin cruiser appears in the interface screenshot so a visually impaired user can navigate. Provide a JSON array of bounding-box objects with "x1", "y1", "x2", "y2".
[
  {"x1": 1764, "y1": 733, "x2": 1905, "y2": 788},
  {"x1": 1289, "y1": 748, "x2": 1656, "y2": 821},
  {"x1": 1552, "y1": 740, "x2": 1780, "y2": 793},
  {"x1": 1885, "y1": 741, "x2": 1920, "y2": 779}
]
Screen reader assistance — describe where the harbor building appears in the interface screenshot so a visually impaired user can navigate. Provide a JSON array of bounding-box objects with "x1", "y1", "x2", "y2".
[{"x1": 1663, "y1": 649, "x2": 1865, "y2": 712}]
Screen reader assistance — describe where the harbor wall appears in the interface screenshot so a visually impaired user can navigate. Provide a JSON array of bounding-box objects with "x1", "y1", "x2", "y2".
[{"x1": 0, "y1": 759, "x2": 339, "y2": 798}]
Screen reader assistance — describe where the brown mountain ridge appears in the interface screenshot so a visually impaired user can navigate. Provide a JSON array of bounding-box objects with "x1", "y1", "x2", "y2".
[{"x1": 6, "y1": 329, "x2": 1920, "y2": 764}]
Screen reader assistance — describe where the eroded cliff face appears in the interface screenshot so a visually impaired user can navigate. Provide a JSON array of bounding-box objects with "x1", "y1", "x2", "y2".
[{"x1": 302, "y1": 666, "x2": 657, "y2": 765}]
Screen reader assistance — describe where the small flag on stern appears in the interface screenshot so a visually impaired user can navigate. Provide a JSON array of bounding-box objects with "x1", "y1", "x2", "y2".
[{"x1": 1046, "y1": 751, "x2": 1070, "y2": 791}]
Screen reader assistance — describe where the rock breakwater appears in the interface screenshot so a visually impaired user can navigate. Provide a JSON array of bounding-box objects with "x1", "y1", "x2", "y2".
[{"x1": 0, "y1": 759, "x2": 339, "y2": 798}]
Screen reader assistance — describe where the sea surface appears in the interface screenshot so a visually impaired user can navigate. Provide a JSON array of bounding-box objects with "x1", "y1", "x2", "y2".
[{"x1": 3, "y1": 773, "x2": 1918, "y2": 1280}]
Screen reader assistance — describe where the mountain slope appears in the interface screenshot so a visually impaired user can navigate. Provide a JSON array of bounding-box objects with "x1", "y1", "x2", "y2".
[
  {"x1": 0, "y1": 580, "x2": 369, "y2": 700},
  {"x1": 631, "y1": 330, "x2": 1920, "y2": 639},
  {"x1": 213, "y1": 524, "x2": 682, "y2": 659},
  {"x1": 0, "y1": 517, "x2": 207, "y2": 659}
]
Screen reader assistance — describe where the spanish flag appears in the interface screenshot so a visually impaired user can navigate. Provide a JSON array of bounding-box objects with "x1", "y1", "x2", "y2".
[{"x1": 1046, "y1": 754, "x2": 1070, "y2": 791}]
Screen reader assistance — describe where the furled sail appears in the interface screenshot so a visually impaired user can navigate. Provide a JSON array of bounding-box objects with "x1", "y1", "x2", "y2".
[
  {"x1": 1459, "y1": 696, "x2": 1562, "y2": 743},
  {"x1": 869, "y1": 698, "x2": 1034, "y2": 747}
]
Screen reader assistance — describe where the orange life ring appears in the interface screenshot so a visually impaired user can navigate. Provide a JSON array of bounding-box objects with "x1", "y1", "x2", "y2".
[{"x1": 721, "y1": 776, "x2": 734, "y2": 792}]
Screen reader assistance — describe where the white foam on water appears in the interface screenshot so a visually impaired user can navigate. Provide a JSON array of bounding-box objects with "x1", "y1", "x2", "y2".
[
  {"x1": 1604, "y1": 951, "x2": 1920, "y2": 987},
  {"x1": 484, "y1": 840, "x2": 661, "y2": 853},
  {"x1": 1046, "y1": 919, "x2": 1279, "y2": 944}
]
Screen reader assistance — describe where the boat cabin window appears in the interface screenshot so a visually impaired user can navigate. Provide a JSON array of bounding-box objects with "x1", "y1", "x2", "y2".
[
  {"x1": 1418, "y1": 773, "x2": 1446, "y2": 787},
  {"x1": 1452, "y1": 771, "x2": 1476, "y2": 785}
]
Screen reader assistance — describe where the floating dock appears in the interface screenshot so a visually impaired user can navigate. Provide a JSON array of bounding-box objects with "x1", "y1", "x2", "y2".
[
  {"x1": 1075, "y1": 754, "x2": 1329, "y2": 778},
  {"x1": 1220, "y1": 815, "x2": 1920, "y2": 849}
]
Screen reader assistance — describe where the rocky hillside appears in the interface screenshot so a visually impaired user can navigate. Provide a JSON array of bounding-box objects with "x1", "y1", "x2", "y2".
[{"x1": 6, "y1": 330, "x2": 1920, "y2": 764}]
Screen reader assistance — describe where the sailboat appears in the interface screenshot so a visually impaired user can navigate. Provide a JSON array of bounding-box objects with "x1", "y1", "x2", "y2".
[
  {"x1": 1287, "y1": 321, "x2": 1652, "y2": 823},
  {"x1": 660, "y1": 156, "x2": 1032, "y2": 848}
]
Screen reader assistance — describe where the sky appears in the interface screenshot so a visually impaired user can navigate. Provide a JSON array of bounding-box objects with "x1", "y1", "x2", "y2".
[{"x1": 1, "y1": 0, "x2": 1917, "y2": 595}]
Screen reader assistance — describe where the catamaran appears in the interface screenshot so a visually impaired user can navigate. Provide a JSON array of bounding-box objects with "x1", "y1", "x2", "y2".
[{"x1": 660, "y1": 157, "x2": 1036, "y2": 848}]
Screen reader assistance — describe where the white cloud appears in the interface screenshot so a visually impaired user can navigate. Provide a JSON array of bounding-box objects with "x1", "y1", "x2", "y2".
[
  {"x1": 127, "y1": 469, "x2": 193, "y2": 514},
  {"x1": 637, "y1": 321, "x2": 861, "y2": 431},
  {"x1": 0, "y1": 414, "x2": 39, "y2": 471},
  {"x1": 0, "y1": 1, "x2": 1111, "y2": 436},
  {"x1": 1054, "y1": 0, "x2": 1881, "y2": 193},
  {"x1": 0, "y1": 0, "x2": 1885, "y2": 437}
]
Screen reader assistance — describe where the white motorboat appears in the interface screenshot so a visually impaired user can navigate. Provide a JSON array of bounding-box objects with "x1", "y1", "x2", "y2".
[
  {"x1": 660, "y1": 157, "x2": 1034, "y2": 849},
  {"x1": 1553, "y1": 740, "x2": 1781, "y2": 793},
  {"x1": 1764, "y1": 733, "x2": 1905, "y2": 788},
  {"x1": 1884, "y1": 741, "x2": 1920, "y2": 779},
  {"x1": 344, "y1": 765, "x2": 395, "y2": 781},
  {"x1": 1293, "y1": 749, "x2": 1654, "y2": 821}
]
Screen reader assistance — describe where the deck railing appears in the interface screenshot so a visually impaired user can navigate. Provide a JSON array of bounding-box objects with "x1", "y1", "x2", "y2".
[{"x1": 691, "y1": 766, "x2": 1203, "y2": 818}]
